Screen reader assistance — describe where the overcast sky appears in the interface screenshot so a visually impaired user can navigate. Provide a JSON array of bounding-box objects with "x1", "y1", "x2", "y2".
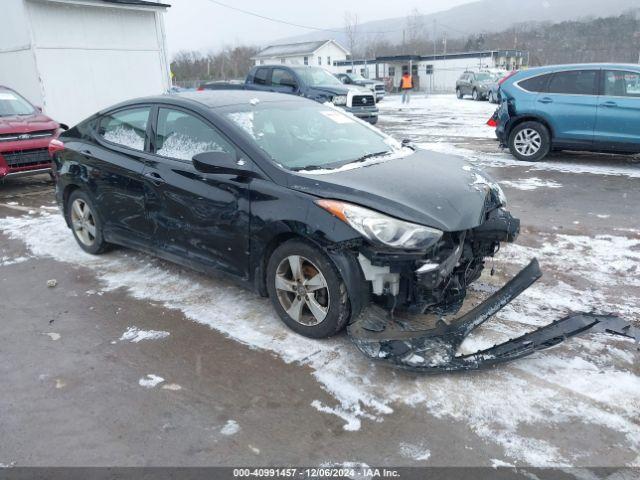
[{"x1": 163, "y1": 0, "x2": 475, "y2": 56}]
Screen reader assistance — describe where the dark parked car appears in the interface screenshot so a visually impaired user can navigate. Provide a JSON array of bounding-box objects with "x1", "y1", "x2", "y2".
[
  {"x1": 202, "y1": 66, "x2": 379, "y2": 124},
  {"x1": 335, "y1": 73, "x2": 386, "y2": 102},
  {"x1": 456, "y1": 71, "x2": 495, "y2": 101},
  {"x1": 52, "y1": 91, "x2": 517, "y2": 340},
  {"x1": 494, "y1": 63, "x2": 640, "y2": 161},
  {"x1": 0, "y1": 86, "x2": 61, "y2": 180}
]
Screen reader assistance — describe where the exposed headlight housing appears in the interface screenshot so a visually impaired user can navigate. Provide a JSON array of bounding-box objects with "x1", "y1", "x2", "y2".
[
  {"x1": 332, "y1": 95, "x2": 347, "y2": 106},
  {"x1": 316, "y1": 199, "x2": 443, "y2": 250},
  {"x1": 492, "y1": 183, "x2": 507, "y2": 207}
]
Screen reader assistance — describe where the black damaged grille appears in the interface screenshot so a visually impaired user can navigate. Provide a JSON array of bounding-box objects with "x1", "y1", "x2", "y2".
[
  {"x1": 2, "y1": 148, "x2": 50, "y2": 167},
  {"x1": 352, "y1": 95, "x2": 375, "y2": 106}
]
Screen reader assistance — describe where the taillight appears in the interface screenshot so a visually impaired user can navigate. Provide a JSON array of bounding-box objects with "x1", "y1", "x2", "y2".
[
  {"x1": 486, "y1": 117, "x2": 497, "y2": 127},
  {"x1": 48, "y1": 138, "x2": 65, "y2": 158},
  {"x1": 498, "y1": 70, "x2": 518, "y2": 85},
  {"x1": 197, "y1": 86, "x2": 204, "y2": 92}
]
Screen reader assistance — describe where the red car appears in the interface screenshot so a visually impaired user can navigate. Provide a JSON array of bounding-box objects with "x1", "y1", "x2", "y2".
[{"x1": 0, "y1": 86, "x2": 61, "y2": 180}]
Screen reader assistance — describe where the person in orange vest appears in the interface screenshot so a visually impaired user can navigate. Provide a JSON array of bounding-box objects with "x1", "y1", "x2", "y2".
[{"x1": 400, "y1": 70, "x2": 413, "y2": 105}]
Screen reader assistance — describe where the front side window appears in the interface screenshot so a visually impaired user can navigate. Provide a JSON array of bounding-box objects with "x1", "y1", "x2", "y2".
[
  {"x1": 271, "y1": 69, "x2": 296, "y2": 87},
  {"x1": 547, "y1": 70, "x2": 597, "y2": 95},
  {"x1": 224, "y1": 102, "x2": 407, "y2": 171},
  {"x1": 604, "y1": 70, "x2": 640, "y2": 97},
  {"x1": 100, "y1": 107, "x2": 150, "y2": 151},
  {"x1": 0, "y1": 90, "x2": 36, "y2": 117},
  {"x1": 155, "y1": 108, "x2": 233, "y2": 161}
]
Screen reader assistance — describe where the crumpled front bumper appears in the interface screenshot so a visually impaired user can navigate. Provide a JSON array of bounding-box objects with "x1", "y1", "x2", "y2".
[{"x1": 347, "y1": 258, "x2": 639, "y2": 372}]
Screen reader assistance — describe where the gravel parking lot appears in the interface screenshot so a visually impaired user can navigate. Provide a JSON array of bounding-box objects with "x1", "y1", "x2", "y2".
[{"x1": 1, "y1": 95, "x2": 638, "y2": 470}]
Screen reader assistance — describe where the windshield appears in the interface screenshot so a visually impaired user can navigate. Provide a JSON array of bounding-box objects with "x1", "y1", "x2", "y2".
[
  {"x1": 0, "y1": 90, "x2": 36, "y2": 117},
  {"x1": 291, "y1": 67, "x2": 344, "y2": 87},
  {"x1": 223, "y1": 101, "x2": 405, "y2": 171},
  {"x1": 348, "y1": 73, "x2": 367, "y2": 81},
  {"x1": 476, "y1": 73, "x2": 492, "y2": 82}
]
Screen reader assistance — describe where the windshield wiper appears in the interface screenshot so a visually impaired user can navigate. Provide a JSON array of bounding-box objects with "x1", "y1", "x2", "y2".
[
  {"x1": 349, "y1": 150, "x2": 392, "y2": 164},
  {"x1": 291, "y1": 151, "x2": 392, "y2": 172}
]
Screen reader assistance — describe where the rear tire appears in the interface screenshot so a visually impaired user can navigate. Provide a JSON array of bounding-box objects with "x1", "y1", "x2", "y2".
[
  {"x1": 66, "y1": 190, "x2": 110, "y2": 255},
  {"x1": 472, "y1": 88, "x2": 480, "y2": 101},
  {"x1": 508, "y1": 121, "x2": 551, "y2": 162},
  {"x1": 266, "y1": 239, "x2": 350, "y2": 338}
]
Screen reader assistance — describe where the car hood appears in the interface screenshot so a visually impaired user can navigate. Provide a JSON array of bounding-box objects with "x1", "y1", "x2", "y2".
[
  {"x1": 287, "y1": 149, "x2": 496, "y2": 232},
  {"x1": 310, "y1": 85, "x2": 372, "y2": 96},
  {"x1": 0, "y1": 114, "x2": 58, "y2": 135}
]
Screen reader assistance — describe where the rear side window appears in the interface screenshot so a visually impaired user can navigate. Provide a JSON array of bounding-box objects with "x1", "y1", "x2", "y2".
[
  {"x1": 604, "y1": 70, "x2": 640, "y2": 97},
  {"x1": 155, "y1": 108, "x2": 234, "y2": 161},
  {"x1": 547, "y1": 70, "x2": 598, "y2": 95},
  {"x1": 99, "y1": 107, "x2": 150, "y2": 151},
  {"x1": 253, "y1": 68, "x2": 270, "y2": 86},
  {"x1": 518, "y1": 74, "x2": 552, "y2": 93}
]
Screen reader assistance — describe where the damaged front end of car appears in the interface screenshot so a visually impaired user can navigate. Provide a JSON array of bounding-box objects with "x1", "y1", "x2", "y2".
[{"x1": 338, "y1": 190, "x2": 639, "y2": 372}]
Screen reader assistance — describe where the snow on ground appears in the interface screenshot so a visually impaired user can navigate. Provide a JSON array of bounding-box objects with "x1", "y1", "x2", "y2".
[
  {"x1": 119, "y1": 326, "x2": 170, "y2": 343},
  {"x1": 1, "y1": 211, "x2": 638, "y2": 467},
  {"x1": 378, "y1": 94, "x2": 497, "y2": 139},
  {"x1": 499, "y1": 178, "x2": 562, "y2": 191},
  {"x1": 220, "y1": 420, "x2": 240, "y2": 436},
  {"x1": 138, "y1": 374, "x2": 165, "y2": 388}
]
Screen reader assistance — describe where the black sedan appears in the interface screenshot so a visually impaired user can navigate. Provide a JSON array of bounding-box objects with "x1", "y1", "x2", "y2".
[{"x1": 51, "y1": 91, "x2": 517, "y2": 339}]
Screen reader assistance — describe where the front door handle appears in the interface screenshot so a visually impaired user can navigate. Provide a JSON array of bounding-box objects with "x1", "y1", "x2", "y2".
[
  {"x1": 538, "y1": 97, "x2": 553, "y2": 104},
  {"x1": 143, "y1": 171, "x2": 166, "y2": 186},
  {"x1": 600, "y1": 101, "x2": 618, "y2": 108}
]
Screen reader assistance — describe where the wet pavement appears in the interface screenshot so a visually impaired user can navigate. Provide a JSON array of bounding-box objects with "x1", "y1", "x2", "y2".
[{"x1": 0, "y1": 94, "x2": 638, "y2": 469}]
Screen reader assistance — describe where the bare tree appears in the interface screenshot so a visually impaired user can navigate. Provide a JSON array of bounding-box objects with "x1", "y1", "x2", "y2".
[{"x1": 344, "y1": 11, "x2": 359, "y2": 64}]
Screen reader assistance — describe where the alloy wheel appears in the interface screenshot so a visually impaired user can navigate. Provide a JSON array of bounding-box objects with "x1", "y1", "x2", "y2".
[
  {"x1": 275, "y1": 255, "x2": 330, "y2": 326},
  {"x1": 70, "y1": 198, "x2": 97, "y2": 247},
  {"x1": 513, "y1": 128, "x2": 542, "y2": 157}
]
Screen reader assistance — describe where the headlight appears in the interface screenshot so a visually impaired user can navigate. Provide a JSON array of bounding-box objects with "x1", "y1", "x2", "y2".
[
  {"x1": 316, "y1": 199, "x2": 443, "y2": 250},
  {"x1": 332, "y1": 95, "x2": 347, "y2": 106}
]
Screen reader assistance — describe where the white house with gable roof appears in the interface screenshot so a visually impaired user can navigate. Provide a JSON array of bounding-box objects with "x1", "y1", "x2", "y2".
[{"x1": 252, "y1": 40, "x2": 350, "y2": 68}]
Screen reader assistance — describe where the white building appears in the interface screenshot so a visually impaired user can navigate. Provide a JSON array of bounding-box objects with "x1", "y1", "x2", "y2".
[
  {"x1": 252, "y1": 40, "x2": 350, "y2": 68},
  {"x1": 0, "y1": 0, "x2": 171, "y2": 126},
  {"x1": 333, "y1": 50, "x2": 528, "y2": 93}
]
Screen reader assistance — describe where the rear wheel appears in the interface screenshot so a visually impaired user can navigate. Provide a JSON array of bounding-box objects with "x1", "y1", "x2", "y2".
[
  {"x1": 266, "y1": 239, "x2": 350, "y2": 338},
  {"x1": 508, "y1": 121, "x2": 551, "y2": 162},
  {"x1": 472, "y1": 88, "x2": 480, "y2": 101},
  {"x1": 66, "y1": 190, "x2": 110, "y2": 254}
]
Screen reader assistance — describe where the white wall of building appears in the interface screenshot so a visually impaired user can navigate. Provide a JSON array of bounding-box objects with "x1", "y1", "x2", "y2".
[
  {"x1": 254, "y1": 41, "x2": 348, "y2": 67},
  {"x1": 0, "y1": 0, "x2": 171, "y2": 125}
]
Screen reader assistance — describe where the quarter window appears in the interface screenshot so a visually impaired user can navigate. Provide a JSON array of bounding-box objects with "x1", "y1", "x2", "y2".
[
  {"x1": 604, "y1": 70, "x2": 640, "y2": 97},
  {"x1": 518, "y1": 74, "x2": 552, "y2": 93},
  {"x1": 155, "y1": 108, "x2": 234, "y2": 161},
  {"x1": 547, "y1": 70, "x2": 598, "y2": 95},
  {"x1": 99, "y1": 107, "x2": 150, "y2": 151}
]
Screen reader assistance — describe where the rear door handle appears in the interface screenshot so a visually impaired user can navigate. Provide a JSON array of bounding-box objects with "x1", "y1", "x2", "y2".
[
  {"x1": 600, "y1": 101, "x2": 618, "y2": 108},
  {"x1": 143, "y1": 171, "x2": 166, "y2": 186},
  {"x1": 538, "y1": 97, "x2": 553, "y2": 104}
]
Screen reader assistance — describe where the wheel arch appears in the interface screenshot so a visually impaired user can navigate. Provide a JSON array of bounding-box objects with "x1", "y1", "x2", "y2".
[{"x1": 507, "y1": 115, "x2": 554, "y2": 141}]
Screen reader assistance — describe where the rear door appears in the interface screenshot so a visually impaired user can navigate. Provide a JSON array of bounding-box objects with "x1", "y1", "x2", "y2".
[
  {"x1": 536, "y1": 69, "x2": 599, "y2": 148},
  {"x1": 91, "y1": 106, "x2": 152, "y2": 243},
  {"x1": 594, "y1": 69, "x2": 640, "y2": 152},
  {"x1": 142, "y1": 106, "x2": 251, "y2": 278}
]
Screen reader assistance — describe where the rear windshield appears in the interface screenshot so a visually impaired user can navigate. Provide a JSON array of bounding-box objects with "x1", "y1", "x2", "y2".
[
  {"x1": 476, "y1": 73, "x2": 492, "y2": 81},
  {"x1": 0, "y1": 90, "x2": 35, "y2": 117},
  {"x1": 222, "y1": 101, "x2": 406, "y2": 171}
]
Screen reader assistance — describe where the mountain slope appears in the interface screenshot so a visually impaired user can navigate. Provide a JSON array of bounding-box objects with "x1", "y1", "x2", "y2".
[{"x1": 274, "y1": 0, "x2": 638, "y2": 50}]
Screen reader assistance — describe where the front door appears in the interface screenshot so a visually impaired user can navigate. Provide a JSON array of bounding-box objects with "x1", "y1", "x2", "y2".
[
  {"x1": 536, "y1": 69, "x2": 599, "y2": 148},
  {"x1": 594, "y1": 69, "x2": 640, "y2": 152},
  {"x1": 142, "y1": 106, "x2": 251, "y2": 278}
]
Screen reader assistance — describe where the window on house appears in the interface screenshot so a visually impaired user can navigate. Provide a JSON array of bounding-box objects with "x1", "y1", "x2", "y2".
[
  {"x1": 303, "y1": 56, "x2": 308, "y2": 65},
  {"x1": 327, "y1": 56, "x2": 331, "y2": 66},
  {"x1": 426, "y1": 65, "x2": 434, "y2": 75},
  {"x1": 317, "y1": 56, "x2": 322, "y2": 66},
  {"x1": 388, "y1": 66, "x2": 395, "y2": 76},
  {"x1": 280, "y1": 58, "x2": 285, "y2": 64},
  {"x1": 259, "y1": 60, "x2": 264, "y2": 65}
]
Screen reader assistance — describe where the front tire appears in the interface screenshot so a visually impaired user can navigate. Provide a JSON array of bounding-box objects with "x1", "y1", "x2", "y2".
[
  {"x1": 266, "y1": 239, "x2": 350, "y2": 338},
  {"x1": 66, "y1": 190, "x2": 110, "y2": 254},
  {"x1": 508, "y1": 121, "x2": 551, "y2": 162},
  {"x1": 456, "y1": 88, "x2": 463, "y2": 99}
]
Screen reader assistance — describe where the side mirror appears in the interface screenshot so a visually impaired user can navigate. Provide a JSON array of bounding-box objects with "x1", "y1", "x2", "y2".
[
  {"x1": 192, "y1": 151, "x2": 252, "y2": 176},
  {"x1": 280, "y1": 80, "x2": 298, "y2": 92},
  {"x1": 35, "y1": 106, "x2": 43, "y2": 113}
]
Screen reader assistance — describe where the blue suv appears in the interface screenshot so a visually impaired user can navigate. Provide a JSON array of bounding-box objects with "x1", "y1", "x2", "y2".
[{"x1": 495, "y1": 64, "x2": 640, "y2": 161}]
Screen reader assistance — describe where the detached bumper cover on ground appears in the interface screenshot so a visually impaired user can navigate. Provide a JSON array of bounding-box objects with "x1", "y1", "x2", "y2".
[{"x1": 348, "y1": 258, "x2": 639, "y2": 372}]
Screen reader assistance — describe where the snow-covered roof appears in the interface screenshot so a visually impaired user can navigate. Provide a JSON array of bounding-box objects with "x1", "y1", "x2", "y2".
[{"x1": 253, "y1": 40, "x2": 348, "y2": 59}]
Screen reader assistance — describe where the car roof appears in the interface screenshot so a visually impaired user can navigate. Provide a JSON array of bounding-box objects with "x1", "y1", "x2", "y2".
[{"x1": 520, "y1": 63, "x2": 640, "y2": 75}]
